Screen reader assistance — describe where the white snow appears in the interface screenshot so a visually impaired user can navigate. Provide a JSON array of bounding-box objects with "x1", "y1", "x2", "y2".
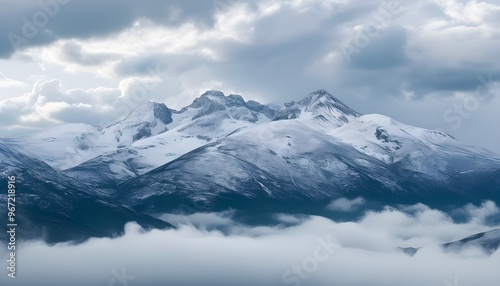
[{"x1": 5, "y1": 90, "x2": 500, "y2": 189}]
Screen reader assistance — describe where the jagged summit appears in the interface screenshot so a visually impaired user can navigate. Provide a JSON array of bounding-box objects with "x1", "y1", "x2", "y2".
[
  {"x1": 273, "y1": 89, "x2": 360, "y2": 127},
  {"x1": 151, "y1": 102, "x2": 173, "y2": 125},
  {"x1": 201, "y1": 90, "x2": 225, "y2": 97},
  {"x1": 104, "y1": 101, "x2": 172, "y2": 146},
  {"x1": 198, "y1": 91, "x2": 247, "y2": 107},
  {"x1": 299, "y1": 89, "x2": 360, "y2": 116},
  {"x1": 304, "y1": 89, "x2": 335, "y2": 100},
  {"x1": 300, "y1": 89, "x2": 342, "y2": 106},
  {"x1": 142, "y1": 89, "x2": 359, "y2": 125},
  {"x1": 108, "y1": 101, "x2": 172, "y2": 128},
  {"x1": 178, "y1": 90, "x2": 277, "y2": 121},
  {"x1": 189, "y1": 90, "x2": 246, "y2": 107},
  {"x1": 137, "y1": 89, "x2": 362, "y2": 127}
]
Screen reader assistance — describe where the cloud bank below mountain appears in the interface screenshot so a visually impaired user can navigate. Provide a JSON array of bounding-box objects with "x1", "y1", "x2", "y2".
[{"x1": 1, "y1": 202, "x2": 499, "y2": 286}]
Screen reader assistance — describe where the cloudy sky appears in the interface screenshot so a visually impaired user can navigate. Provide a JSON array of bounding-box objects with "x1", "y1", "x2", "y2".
[{"x1": 0, "y1": 0, "x2": 499, "y2": 153}]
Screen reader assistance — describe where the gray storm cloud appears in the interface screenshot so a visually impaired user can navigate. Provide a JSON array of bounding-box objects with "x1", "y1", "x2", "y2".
[{"x1": 0, "y1": 0, "x2": 499, "y2": 152}]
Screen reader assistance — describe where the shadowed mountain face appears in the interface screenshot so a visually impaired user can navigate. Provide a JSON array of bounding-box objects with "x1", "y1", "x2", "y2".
[
  {"x1": 402, "y1": 229, "x2": 500, "y2": 256},
  {"x1": 273, "y1": 89, "x2": 360, "y2": 124},
  {"x1": 0, "y1": 143, "x2": 172, "y2": 243},
  {"x1": 443, "y1": 229, "x2": 500, "y2": 254},
  {"x1": 1, "y1": 89, "x2": 500, "y2": 241}
]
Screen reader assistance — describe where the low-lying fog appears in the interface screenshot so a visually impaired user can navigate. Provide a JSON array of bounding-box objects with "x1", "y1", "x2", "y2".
[{"x1": 1, "y1": 200, "x2": 499, "y2": 286}]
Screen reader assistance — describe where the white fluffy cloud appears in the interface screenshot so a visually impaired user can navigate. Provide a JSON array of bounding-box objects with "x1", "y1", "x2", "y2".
[
  {"x1": 326, "y1": 197, "x2": 366, "y2": 212},
  {"x1": 0, "y1": 202, "x2": 499, "y2": 286},
  {"x1": 0, "y1": 75, "x2": 172, "y2": 134}
]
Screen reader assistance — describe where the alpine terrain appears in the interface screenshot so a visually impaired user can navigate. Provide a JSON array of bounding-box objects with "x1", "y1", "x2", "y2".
[{"x1": 1, "y1": 89, "x2": 499, "y2": 242}]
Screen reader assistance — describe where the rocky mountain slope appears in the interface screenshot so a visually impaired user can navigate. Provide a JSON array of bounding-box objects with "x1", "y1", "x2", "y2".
[{"x1": 1, "y1": 89, "x2": 499, "y2": 241}]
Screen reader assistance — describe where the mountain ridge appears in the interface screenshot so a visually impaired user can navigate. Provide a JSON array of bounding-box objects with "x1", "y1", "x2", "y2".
[{"x1": 1, "y1": 89, "x2": 499, "y2": 242}]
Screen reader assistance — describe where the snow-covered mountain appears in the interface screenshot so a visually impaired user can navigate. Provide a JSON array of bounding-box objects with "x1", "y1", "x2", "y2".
[
  {"x1": 3, "y1": 123, "x2": 104, "y2": 170},
  {"x1": 402, "y1": 228, "x2": 500, "y2": 255},
  {"x1": 103, "y1": 101, "x2": 173, "y2": 147},
  {"x1": 1, "y1": 89, "x2": 500, "y2": 241},
  {"x1": 4, "y1": 90, "x2": 278, "y2": 181},
  {"x1": 0, "y1": 142, "x2": 171, "y2": 243},
  {"x1": 109, "y1": 90, "x2": 500, "y2": 212},
  {"x1": 61, "y1": 91, "x2": 280, "y2": 185},
  {"x1": 443, "y1": 228, "x2": 500, "y2": 254},
  {"x1": 117, "y1": 113, "x2": 500, "y2": 213}
]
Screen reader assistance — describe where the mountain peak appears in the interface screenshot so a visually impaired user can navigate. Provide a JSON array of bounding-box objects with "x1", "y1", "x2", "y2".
[
  {"x1": 189, "y1": 90, "x2": 227, "y2": 108},
  {"x1": 310, "y1": 89, "x2": 330, "y2": 96},
  {"x1": 300, "y1": 89, "x2": 347, "y2": 106},
  {"x1": 183, "y1": 90, "x2": 277, "y2": 121},
  {"x1": 196, "y1": 90, "x2": 245, "y2": 106},
  {"x1": 123, "y1": 101, "x2": 172, "y2": 125},
  {"x1": 201, "y1": 90, "x2": 225, "y2": 97},
  {"x1": 308, "y1": 89, "x2": 341, "y2": 102},
  {"x1": 151, "y1": 102, "x2": 173, "y2": 125},
  {"x1": 104, "y1": 101, "x2": 173, "y2": 145},
  {"x1": 273, "y1": 90, "x2": 360, "y2": 126},
  {"x1": 302, "y1": 90, "x2": 360, "y2": 116}
]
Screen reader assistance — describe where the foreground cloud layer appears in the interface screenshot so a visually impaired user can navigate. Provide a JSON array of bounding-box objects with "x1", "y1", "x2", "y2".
[
  {"x1": 1, "y1": 202, "x2": 499, "y2": 286},
  {"x1": 0, "y1": 0, "x2": 499, "y2": 153}
]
